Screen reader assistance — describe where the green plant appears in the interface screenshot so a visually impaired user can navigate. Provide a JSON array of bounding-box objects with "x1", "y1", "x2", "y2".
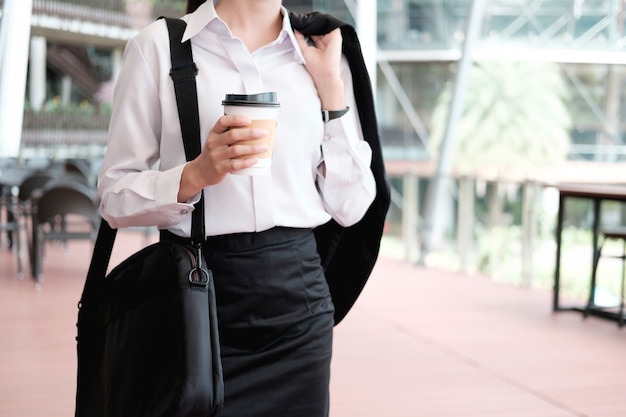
[
  {"x1": 430, "y1": 60, "x2": 572, "y2": 175},
  {"x1": 475, "y1": 225, "x2": 521, "y2": 277}
]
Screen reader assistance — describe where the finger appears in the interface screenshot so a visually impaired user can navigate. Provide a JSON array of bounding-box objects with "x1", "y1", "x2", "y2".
[
  {"x1": 225, "y1": 127, "x2": 268, "y2": 145},
  {"x1": 213, "y1": 114, "x2": 252, "y2": 134},
  {"x1": 308, "y1": 34, "x2": 323, "y2": 47},
  {"x1": 294, "y1": 30, "x2": 308, "y2": 47},
  {"x1": 228, "y1": 157, "x2": 260, "y2": 173},
  {"x1": 318, "y1": 29, "x2": 342, "y2": 48},
  {"x1": 322, "y1": 30, "x2": 342, "y2": 50},
  {"x1": 227, "y1": 142, "x2": 269, "y2": 159},
  {"x1": 330, "y1": 28, "x2": 342, "y2": 39}
]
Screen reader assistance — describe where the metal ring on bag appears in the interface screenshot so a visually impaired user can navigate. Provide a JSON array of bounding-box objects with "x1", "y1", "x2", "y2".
[{"x1": 188, "y1": 267, "x2": 210, "y2": 287}]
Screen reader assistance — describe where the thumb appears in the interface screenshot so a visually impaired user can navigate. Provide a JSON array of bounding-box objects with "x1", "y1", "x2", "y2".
[{"x1": 294, "y1": 30, "x2": 309, "y2": 50}]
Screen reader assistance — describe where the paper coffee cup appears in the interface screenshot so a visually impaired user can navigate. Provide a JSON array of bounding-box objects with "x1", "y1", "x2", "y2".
[{"x1": 222, "y1": 92, "x2": 280, "y2": 176}]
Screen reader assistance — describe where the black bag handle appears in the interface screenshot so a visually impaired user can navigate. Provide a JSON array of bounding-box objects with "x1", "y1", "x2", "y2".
[{"x1": 82, "y1": 17, "x2": 204, "y2": 303}]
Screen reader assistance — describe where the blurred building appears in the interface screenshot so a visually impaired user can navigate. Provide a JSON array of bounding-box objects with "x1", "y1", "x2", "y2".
[{"x1": 0, "y1": 0, "x2": 624, "y2": 168}]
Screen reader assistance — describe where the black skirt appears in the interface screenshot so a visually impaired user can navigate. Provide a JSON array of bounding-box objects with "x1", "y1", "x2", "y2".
[{"x1": 200, "y1": 227, "x2": 335, "y2": 417}]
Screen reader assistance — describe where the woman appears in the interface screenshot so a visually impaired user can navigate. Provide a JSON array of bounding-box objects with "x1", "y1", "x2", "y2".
[{"x1": 98, "y1": 0, "x2": 377, "y2": 415}]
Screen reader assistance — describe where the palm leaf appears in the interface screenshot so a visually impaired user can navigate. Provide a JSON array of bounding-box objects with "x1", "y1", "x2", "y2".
[{"x1": 430, "y1": 60, "x2": 571, "y2": 175}]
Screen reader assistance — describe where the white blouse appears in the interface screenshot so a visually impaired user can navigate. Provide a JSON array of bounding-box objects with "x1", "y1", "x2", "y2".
[{"x1": 98, "y1": 2, "x2": 376, "y2": 238}]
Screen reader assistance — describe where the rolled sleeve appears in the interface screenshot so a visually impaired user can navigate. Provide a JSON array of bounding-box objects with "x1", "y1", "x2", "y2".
[{"x1": 100, "y1": 164, "x2": 197, "y2": 229}]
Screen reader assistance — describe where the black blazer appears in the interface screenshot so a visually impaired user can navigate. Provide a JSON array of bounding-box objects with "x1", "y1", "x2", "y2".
[{"x1": 291, "y1": 12, "x2": 391, "y2": 325}]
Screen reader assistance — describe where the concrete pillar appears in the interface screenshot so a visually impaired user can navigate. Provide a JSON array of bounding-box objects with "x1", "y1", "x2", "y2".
[
  {"x1": 419, "y1": 0, "x2": 487, "y2": 264},
  {"x1": 457, "y1": 176, "x2": 475, "y2": 272},
  {"x1": 29, "y1": 36, "x2": 47, "y2": 111},
  {"x1": 402, "y1": 172, "x2": 419, "y2": 263},
  {"x1": 61, "y1": 76, "x2": 72, "y2": 107},
  {"x1": 602, "y1": 65, "x2": 621, "y2": 162},
  {"x1": 0, "y1": 0, "x2": 33, "y2": 157},
  {"x1": 356, "y1": 0, "x2": 377, "y2": 95},
  {"x1": 112, "y1": 47, "x2": 124, "y2": 81},
  {"x1": 521, "y1": 181, "x2": 539, "y2": 287}
]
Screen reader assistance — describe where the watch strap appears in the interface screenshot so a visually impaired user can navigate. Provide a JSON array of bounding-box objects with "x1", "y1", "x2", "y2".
[{"x1": 322, "y1": 107, "x2": 349, "y2": 123}]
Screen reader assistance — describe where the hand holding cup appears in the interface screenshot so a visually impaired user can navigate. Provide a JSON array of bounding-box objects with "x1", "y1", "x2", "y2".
[
  {"x1": 221, "y1": 92, "x2": 280, "y2": 176},
  {"x1": 177, "y1": 92, "x2": 279, "y2": 202}
]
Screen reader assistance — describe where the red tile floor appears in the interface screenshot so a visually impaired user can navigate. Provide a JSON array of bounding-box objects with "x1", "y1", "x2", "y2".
[{"x1": 1, "y1": 230, "x2": 625, "y2": 417}]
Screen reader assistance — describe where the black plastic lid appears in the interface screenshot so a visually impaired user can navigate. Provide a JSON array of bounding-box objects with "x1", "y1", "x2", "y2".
[{"x1": 222, "y1": 92, "x2": 280, "y2": 107}]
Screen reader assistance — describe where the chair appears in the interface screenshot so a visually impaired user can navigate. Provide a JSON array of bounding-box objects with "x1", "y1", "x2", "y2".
[
  {"x1": 586, "y1": 227, "x2": 626, "y2": 327},
  {"x1": 0, "y1": 183, "x2": 24, "y2": 278},
  {"x1": 64, "y1": 159, "x2": 92, "y2": 182},
  {"x1": 48, "y1": 159, "x2": 92, "y2": 185},
  {"x1": 18, "y1": 170, "x2": 60, "y2": 209},
  {"x1": 17, "y1": 170, "x2": 62, "y2": 251},
  {"x1": 30, "y1": 179, "x2": 100, "y2": 287}
]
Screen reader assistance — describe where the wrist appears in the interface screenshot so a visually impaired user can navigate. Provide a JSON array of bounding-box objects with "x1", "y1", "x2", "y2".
[
  {"x1": 178, "y1": 161, "x2": 204, "y2": 202},
  {"x1": 316, "y1": 77, "x2": 345, "y2": 109}
]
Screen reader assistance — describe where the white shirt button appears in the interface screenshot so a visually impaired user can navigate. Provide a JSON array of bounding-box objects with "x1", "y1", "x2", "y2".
[{"x1": 323, "y1": 134, "x2": 331, "y2": 142}]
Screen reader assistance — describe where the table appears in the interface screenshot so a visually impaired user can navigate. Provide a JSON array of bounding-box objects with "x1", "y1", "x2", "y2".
[{"x1": 554, "y1": 183, "x2": 626, "y2": 322}]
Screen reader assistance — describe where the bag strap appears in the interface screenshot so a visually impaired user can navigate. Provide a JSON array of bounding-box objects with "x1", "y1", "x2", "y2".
[
  {"x1": 164, "y1": 17, "x2": 205, "y2": 246},
  {"x1": 81, "y1": 17, "x2": 204, "y2": 303}
]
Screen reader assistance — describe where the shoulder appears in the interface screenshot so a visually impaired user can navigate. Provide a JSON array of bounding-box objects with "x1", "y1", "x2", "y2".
[
  {"x1": 121, "y1": 18, "x2": 174, "y2": 70},
  {"x1": 130, "y1": 18, "x2": 169, "y2": 50}
]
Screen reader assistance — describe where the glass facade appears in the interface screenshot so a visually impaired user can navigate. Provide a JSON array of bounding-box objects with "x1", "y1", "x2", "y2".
[
  {"x1": 1, "y1": 0, "x2": 624, "y2": 161},
  {"x1": 375, "y1": 0, "x2": 625, "y2": 50},
  {"x1": 287, "y1": 0, "x2": 626, "y2": 162}
]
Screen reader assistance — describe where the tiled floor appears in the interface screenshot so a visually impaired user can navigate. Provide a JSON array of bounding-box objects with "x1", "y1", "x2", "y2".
[{"x1": 1, "y1": 230, "x2": 625, "y2": 417}]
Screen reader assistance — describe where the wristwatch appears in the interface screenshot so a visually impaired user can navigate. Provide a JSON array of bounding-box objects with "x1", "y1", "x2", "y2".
[{"x1": 321, "y1": 107, "x2": 350, "y2": 123}]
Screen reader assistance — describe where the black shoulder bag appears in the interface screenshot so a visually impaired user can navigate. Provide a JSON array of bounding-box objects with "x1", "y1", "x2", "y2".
[{"x1": 74, "y1": 18, "x2": 224, "y2": 417}]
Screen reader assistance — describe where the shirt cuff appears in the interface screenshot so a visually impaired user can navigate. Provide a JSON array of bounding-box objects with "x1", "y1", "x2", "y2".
[{"x1": 156, "y1": 163, "x2": 198, "y2": 213}]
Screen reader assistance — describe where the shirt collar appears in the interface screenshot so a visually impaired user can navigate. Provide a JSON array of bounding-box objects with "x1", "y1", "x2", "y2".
[
  {"x1": 181, "y1": 1, "x2": 218, "y2": 42},
  {"x1": 280, "y1": 7, "x2": 306, "y2": 64},
  {"x1": 181, "y1": 3, "x2": 305, "y2": 64}
]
